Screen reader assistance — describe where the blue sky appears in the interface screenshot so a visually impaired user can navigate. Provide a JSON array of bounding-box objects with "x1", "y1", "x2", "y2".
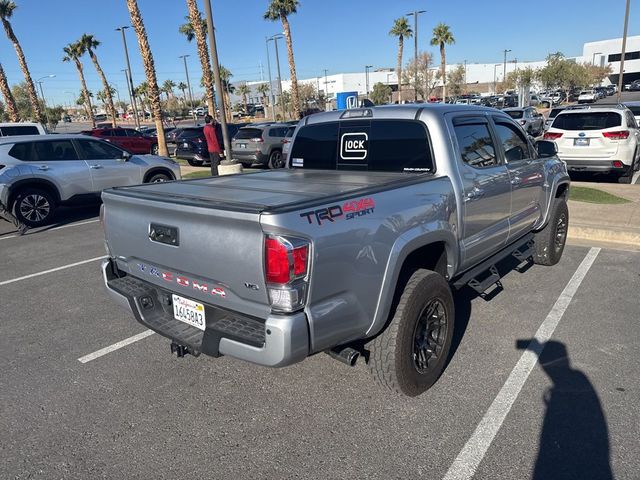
[{"x1": 1, "y1": 0, "x2": 638, "y2": 105}]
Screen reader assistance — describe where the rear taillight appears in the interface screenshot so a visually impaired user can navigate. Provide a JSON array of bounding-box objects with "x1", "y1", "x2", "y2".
[
  {"x1": 265, "y1": 235, "x2": 310, "y2": 312},
  {"x1": 544, "y1": 132, "x2": 563, "y2": 140},
  {"x1": 603, "y1": 130, "x2": 630, "y2": 140},
  {"x1": 612, "y1": 160, "x2": 624, "y2": 168}
]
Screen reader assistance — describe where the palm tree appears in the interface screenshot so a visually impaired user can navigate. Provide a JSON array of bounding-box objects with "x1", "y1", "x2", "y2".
[
  {"x1": 181, "y1": 0, "x2": 215, "y2": 116},
  {"x1": 0, "y1": 0, "x2": 43, "y2": 122},
  {"x1": 79, "y1": 34, "x2": 117, "y2": 127},
  {"x1": 75, "y1": 91, "x2": 94, "y2": 122},
  {"x1": 177, "y1": 81, "x2": 188, "y2": 104},
  {"x1": 264, "y1": 0, "x2": 301, "y2": 119},
  {"x1": 430, "y1": 23, "x2": 455, "y2": 102},
  {"x1": 256, "y1": 82, "x2": 270, "y2": 116},
  {"x1": 63, "y1": 42, "x2": 95, "y2": 127},
  {"x1": 134, "y1": 82, "x2": 149, "y2": 116},
  {"x1": 125, "y1": 0, "x2": 168, "y2": 156},
  {"x1": 389, "y1": 17, "x2": 412, "y2": 103},
  {"x1": 219, "y1": 65, "x2": 233, "y2": 122},
  {"x1": 0, "y1": 62, "x2": 18, "y2": 121},
  {"x1": 162, "y1": 79, "x2": 176, "y2": 100},
  {"x1": 237, "y1": 83, "x2": 250, "y2": 115}
]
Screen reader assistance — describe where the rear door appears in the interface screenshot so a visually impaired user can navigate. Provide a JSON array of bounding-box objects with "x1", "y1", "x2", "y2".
[
  {"x1": 553, "y1": 111, "x2": 622, "y2": 159},
  {"x1": 491, "y1": 116, "x2": 545, "y2": 240},
  {"x1": 75, "y1": 138, "x2": 142, "y2": 191},
  {"x1": 451, "y1": 115, "x2": 512, "y2": 268}
]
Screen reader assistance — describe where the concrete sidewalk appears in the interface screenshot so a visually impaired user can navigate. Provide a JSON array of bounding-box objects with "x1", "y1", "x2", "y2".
[{"x1": 568, "y1": 182, "x2": 640, "y2": 250}]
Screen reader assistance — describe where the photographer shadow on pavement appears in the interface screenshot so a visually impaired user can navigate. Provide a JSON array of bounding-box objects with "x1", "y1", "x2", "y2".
[{"x1": 518, "y1": 339, "x2": 613, "y2": 480}]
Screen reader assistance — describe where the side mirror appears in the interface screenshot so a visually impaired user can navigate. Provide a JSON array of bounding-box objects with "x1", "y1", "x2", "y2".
[
  {"x1": 120, "y1": 151, "x2": 131, "y2": 162},
  {"x1": 536, "y1": 140, "x2": 557, "y2": 158}
]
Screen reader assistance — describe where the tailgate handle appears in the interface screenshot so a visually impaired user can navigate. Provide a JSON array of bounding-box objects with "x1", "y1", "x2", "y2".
[{"x1": 149, "y1": 223, "x2": 179, "y2": 246}]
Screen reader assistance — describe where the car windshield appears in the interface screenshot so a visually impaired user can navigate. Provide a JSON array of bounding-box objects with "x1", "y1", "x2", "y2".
[
  {"x1": 235, "y1": 128, "x2": 263, "y2": 140},
  {"x1": 552, "y1": 112, "x2": 622, "y2": 130},
  {"x1": 505, "y1": 110, "x2": 524, "y2": 119}
]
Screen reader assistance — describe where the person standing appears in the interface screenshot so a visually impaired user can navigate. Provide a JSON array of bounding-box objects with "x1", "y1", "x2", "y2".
[{"x1": 203, "y1": 115, "x2": 221, "y2": 176}]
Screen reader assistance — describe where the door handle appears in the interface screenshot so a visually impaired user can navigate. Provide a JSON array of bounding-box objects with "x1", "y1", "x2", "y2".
[
  {"x1": 89, "y1": 164, "x2": 103, "y2": 169},
  {"x1": 37, "y1": 165, "x2": 49, "y2": 171},
  {"x1": 465, "y1": 187, "x2": 485, "y2": 202},
  {"x1": 511, "y1": 176, "x2": 522, "y2": 186}
]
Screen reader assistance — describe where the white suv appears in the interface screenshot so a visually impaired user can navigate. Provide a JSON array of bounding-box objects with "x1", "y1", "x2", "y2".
[{"x1": 544, "y1": 105, "x2": 640, "y2": 183}]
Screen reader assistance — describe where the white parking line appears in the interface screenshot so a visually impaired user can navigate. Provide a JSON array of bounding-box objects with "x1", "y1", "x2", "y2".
[
  {"x1": 443, "y1": 247, "x2": 600, "y2": 480},
  {"x1": 0, "y1": 218, "x2": 100, "y2": 241},
  {"x1": 0, "y1": 256, "x2": 106, "y2": 286},
  {"x1": 78, "y1": 330, "x2": 155, "y2": 364}
]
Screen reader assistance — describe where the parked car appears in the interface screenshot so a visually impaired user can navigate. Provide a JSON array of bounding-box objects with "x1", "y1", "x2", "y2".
[
  {"x1": 62, "y1": 116, "x2": 72, "y2": 123},
  {"x1": 0, "y1": 134, "x2": 180, "y2": 227},
  {"x1": 231, "y1": 123, "x2": 289, "y2": 168},
  {"x1": 544, "y1": 106, "x2": 567, "y2": 131},
  {"x1": 174, "y1": 123, "x2": 248, "y2": 165},
  {"x1": 628, "y1": 80, "x2": 640, "y2": 91},
  {"x1": 623, "y1": 101, "x2": 640, "y2": 124},
  {"x1": 100, "y1": 104, "x2": 570, "y2": 396},
  {"x1": 85, "y1": 128, "x2": 159, "y2": 155},
  {"x1": 0, "y1": 122, "x2": 47, "y2": 137},
  {"x1": 141, "y1": 127, "x2": 176, "y2": 138},
  {"x1": 503, "y1": 107, "x2": 545, "y2": 136},
  {"x1": 594, "y1": 87, "x2": 608, "y2": 99},
  {"x1": 529, "y1": 94, "x2": 540, "y2": 106},
  {"x1": 281, "y1": 125, "x2": 296, "y2": 164},
  {"x1": 544, "y1": 104, "x2": 640, "y2": 183},
  {"x1": 605, "y1": 85, "x2": 617, "y2": 96},
  {"x1": 577, "y1": 90, "x2": 598, "y2": 104}
]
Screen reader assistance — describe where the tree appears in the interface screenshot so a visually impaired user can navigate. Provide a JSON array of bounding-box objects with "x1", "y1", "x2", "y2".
[
  {"x1": 96, "y1": 85, "x2": 116, "y2": 105},
  {"x1": 75, "y1": 90, "x2": 94, "y2": 120},
  {"x1": 125, "y1": 0, "x2": 168, "y2": 156},
  {"x1": 11, "y1": 82, "x2": 34, "y2": 120},
  {"x1": 0, "y1": 62, "x2": 18, "y2": 121},
  {"x1": 265, "y1": 0, "x2": 301, "y2": 119},
  {"x1": 370, "y1": 82, "x2": 392, "y2": 105},
  {"x1": 402, "y1": 52, "x2": 439, "y2": 100},
  {"x1": 79, "y1": 34, "x2": 117, "y2": 127},
  {"x1": 45, "y1": 105, "x2": 65, "y2": 131},
  {"x1": 134, "y1": 81, "x2": 149, "y2": 114},
  {"x1": 0, "y1": 1, "x2": 43, "y2": 123},
  {"x1": 63, "y1": 42, "x2": 95, "y2": 127},
  {"x1": 177, "y1": 81, "x2": 188, "y2": 103},
  {"x1": 389, "y1": 17, "x2": 412, "y2": 103},
  {"x1": 181, "y1": 1, "x2": 215, "y2": 116},
  {"x1": 256, "y1": 82, "x2": 270, "y2": 109},
  {"x1": 430, "y1": 23, "x2": 455, "y2": 101},
  {"x1": 236, "y1": 83, "x2": 250, "y2": 115},
  {"x1": 162, "y1": 79, "x2": 176, "y2": 100},
  {"x1": 219, "y1": 65, "x2": 233, "y2": 121},
  {"x1": 447, "y1": 64, "x2": 465, "y2": 99}
]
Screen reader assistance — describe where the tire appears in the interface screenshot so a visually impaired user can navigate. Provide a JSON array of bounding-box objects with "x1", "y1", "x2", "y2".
[
  {"x1": 368, "y1": 270, "x2": 455, "y2": 396},
  {"x1": 13, "y1": 188, "x2": 56, "y2": 227},
  {"x1": 186, "y1": 158, "x2": 203, "y2": 166},
  {"x1": 147, "y1": 172, "x2": 171, "y2": 183},
  {"x1": 533, "y1": 197, "x2": 569, "y2": 266},
  {"x1": 151, "y1": 144, "x2": 159, "y2": 155},
  {"x1": 618, "y1": 172, "x2": 632, "y2": 184},
  {"x1": 268, "y1": 150, "x2": 284, "y2": 169}
]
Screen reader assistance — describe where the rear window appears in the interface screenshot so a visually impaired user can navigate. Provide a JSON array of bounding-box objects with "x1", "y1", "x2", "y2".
[
  {"x1": 0, "y1": 125, "x2": 40, "y2": 136},
  {"x1": 289, "y1": 120, "x2": 434, "y2": 173},
  {"x1": 180, "y1": 128, "x2": 203, "y2": 139},
  {"x1": 235, "y1": 128, "x2": 263, "y2": 140},
  {"x1": 552, "y1": 112, "x2": 622, "y2": 130},
  {"x1": 505, "y1": 111, "x2": 524, "y2": 119},
  {"x1": 285, "y1": 126, "x2": 295, "y2": 138},
  {"x1": 549, "y1": 108, "x2": 564, "y2": 118}
]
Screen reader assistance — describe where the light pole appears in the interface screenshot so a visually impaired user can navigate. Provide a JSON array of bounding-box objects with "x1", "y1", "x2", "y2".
[
  {"x1": 64, "y1": 90, "x2": 75, "y2": 110},
  {"x1": 493, "y1": 63, "x2": 501, "y2": 95},
  {"x1": 463, "y1": 60, "x2": 468, "y2": 92},
  {"x1": 265, "y1": 36, "x2": 276, "y2": 120},
  {"x1": 179, "y1": 54, "x2": 196, "y2": 125},
  {"x1": 116, "y1": 26, "x2": 140, "y2": 128},
  {"x1": 407, "y1": 10, "x2": 426, "y2": 102},
  {"x1": 365, "y1": 65, "x2": 373, "y2": 97},
  {"x1": 36, "y1": 74, "x2": 55, "y2": 127},
  {"x1": 617, "y1": 0, "x2": 631, "y2": 102},
  {"x1": 503, "y1": 49, "x2": 512, "y2": 84},
  {"x1": 121, "y1": 68, "x2": 135, "y2": 122},
  {"x1": 268, "y1": 34, "x2": 285, "y2": 119}
]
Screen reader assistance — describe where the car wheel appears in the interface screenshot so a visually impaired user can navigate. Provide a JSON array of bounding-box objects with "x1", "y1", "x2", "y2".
[
  {"x1": 187, "y1": 159, "x2": 203, "y2": 166},
  {"x1": 13, "y1": 188, "x2": 56, "y2": 227},
  {"x1": 147, "y1": 172, "x2": 171, "y2": 183},
  {"x1": 368, "y1": 269, "x2": 455, "y2": 396},
  {"x1": 533, "y1": 197, "x2": 568, "y2": 266},
  {"x1": 618, "y1": 171, "x2": 633, "y2": 184},
  {"x1": 151, "y1": 144, "x2": 159, "y2": 155},
  {"x1": 268, "y1": 150, "x2": 284, "y2": 169}
]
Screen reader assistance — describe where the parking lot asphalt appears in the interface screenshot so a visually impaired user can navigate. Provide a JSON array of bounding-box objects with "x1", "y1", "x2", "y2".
[{"x1": 1, "y1": 210, "x2": 638, "y2": 480}]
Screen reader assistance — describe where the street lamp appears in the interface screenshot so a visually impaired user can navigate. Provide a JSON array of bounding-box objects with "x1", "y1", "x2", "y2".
[
  {"x1": 36, "y1": 74, "x2": 55, "y2": 126},
  {"x1": 365, "y1": 65, "x2": 373, "y2": 97},
  {"x1": 503, "y1": 49, "x2": 512, "y2": 82},
  {"x1": 264, "y1": 36, "x2": 277, "y2": 120},
  {"x1": 179, "y1": 54, "x2": 197, "y2": 125},
  {"x1": 407, "y1": 10, "x2": 426, "y2": 102},
  {"x1": 116, "y1": 26, "x2": 140, "y2": 128},
  {"x1": 268, "y1": 34, "x2": 285, "y2": 119}
]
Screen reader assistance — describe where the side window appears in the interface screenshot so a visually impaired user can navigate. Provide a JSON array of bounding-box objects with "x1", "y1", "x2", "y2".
[
  {"x1": 493, "y1": 121, "x2": 531, "y2": 162},
  {"x1": 112, "y1": 129, "x2": 127, "y2": 137},
  {"x1": 8, "y1": 142, "x2": 36, "y2": 161},
  {"x1": 126, "y1": 129, "x2": 141, "y2": 137},
  {"x1": 453, "y1": 121, "x2": 499, "y2": 168},
  {"x1": 34, "y1": 140, "x2": 79, "y2": 161},
  {"x1": 76, "y1": 139, "x2": 124, "y2": 159},
  {"x1": 368, "y1": 120, "x2": 433, "y2": 172},
  {"x1": 627, "y1": 111, "x2": 637, "y2": 128}
]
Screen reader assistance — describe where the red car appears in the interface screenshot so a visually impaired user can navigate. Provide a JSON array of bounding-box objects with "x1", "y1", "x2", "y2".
[{"x1": 85, "y1": 128, "x2": 159, "y2": 155}]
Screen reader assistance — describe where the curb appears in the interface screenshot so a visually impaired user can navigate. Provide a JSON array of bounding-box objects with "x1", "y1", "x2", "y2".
[{"x1": 568, "y1": 223, "x2": 640, "y2": 247}]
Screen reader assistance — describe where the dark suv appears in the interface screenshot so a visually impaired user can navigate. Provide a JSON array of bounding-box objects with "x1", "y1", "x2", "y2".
[
  {"x1": 174, "y1": 124, "x2": 246, "y2": 166},
  {"x1": 231, "y1": 123, "x2": 289, "y2": 168}
]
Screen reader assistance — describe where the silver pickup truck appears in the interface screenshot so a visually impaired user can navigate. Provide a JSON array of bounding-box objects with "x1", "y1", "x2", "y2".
[{"x1": 101, "y1": 105, "x2": 570, "y2": 396}]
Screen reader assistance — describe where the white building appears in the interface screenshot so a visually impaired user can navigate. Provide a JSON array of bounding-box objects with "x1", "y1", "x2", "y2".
[{"x1": 582, "y1": 36, "x2": 640, "y2": 85}]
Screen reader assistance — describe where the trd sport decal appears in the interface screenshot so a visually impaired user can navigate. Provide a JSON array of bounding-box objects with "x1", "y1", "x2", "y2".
[{"x1": 300, "y1": 198, "x2": 375, "y2": 226}]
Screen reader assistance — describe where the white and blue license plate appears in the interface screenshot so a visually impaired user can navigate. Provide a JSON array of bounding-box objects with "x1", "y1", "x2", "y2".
[
  {"x1": 239, "y1": 143, "x2": 246, "y2": 149},
  {"x1": 172, "y1": 294, "x2": 206, "y2": 331},
  {"x1": 574, "y1": 138, "x2": 590, "y2": 146},
  {"x1": 183, "y1": 142, "x2": 189, "y2": 148}
]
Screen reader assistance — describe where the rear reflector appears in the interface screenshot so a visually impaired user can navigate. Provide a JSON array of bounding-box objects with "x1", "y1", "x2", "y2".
[
  {"x1": 612, "y1": 160, "x2": 624, "y2": 168},
  {"x1": 543, "y1": 132, "x2": 563, "y2": 140},
  {"x1": 603, "y1": 130, "x2": 630, "y2": 140}
]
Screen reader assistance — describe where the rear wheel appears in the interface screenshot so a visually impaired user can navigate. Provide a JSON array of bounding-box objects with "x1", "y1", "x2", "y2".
[
  {"x1": 368, "y1": 270, "x2": 454, "y2": 396},
  {"x1": 268, "y1": 150, "x2": 284, "y2": 169},
  {"x1": 186, "y1": 158, "x2": 203, "y2": 166},
  {"x1": 13, "y1": 188, "x2": 56, "y2": 227},
  {"x1": 533, "y1": 197, "x2": 568, "y2": 266},
  {"x1": 147, "y1": 172, "x2": 171, "y2": 183}
]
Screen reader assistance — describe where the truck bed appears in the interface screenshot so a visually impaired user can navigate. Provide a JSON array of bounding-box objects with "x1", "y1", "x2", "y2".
[{"x1": 106, "y1": 169, "x2": 427, "y2": 214}]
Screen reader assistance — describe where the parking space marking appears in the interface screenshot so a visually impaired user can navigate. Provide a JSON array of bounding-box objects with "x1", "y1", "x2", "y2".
[
  {"x1": 0, "y1": 219, "x2": 100, "y2": 241},
  {"x1": 443, "y1": 247, "x2": 600, "y2": 480},
  {"x1": 0, "y1": 256, "x2": 106, "y2": 286},
  {"x1": 78, "y1": 330, "x2": 155, "y2": 363}
]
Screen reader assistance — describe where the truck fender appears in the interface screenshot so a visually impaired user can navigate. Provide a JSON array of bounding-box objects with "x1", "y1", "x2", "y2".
[
  {"x1": 534, "y1": 161, "x2": 570, "y2": 231},
  {"x1": 366, "y1": 224, "x2": 459, "y2": 338}
]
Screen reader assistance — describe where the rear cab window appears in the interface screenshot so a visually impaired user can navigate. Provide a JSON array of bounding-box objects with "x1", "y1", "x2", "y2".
[
  {"x1": 552, "y1": 112, "x2": 621, "y2": 130},
  {"x1": 289, "y1": 119, "x2": 434, "y2": 173}
]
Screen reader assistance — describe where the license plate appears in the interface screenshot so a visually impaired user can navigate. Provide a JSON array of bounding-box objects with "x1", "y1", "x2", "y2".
[
  {"x1": 574, "y1": 138, "x2": 590, "y2": 146},
  {"x1": 239, "y1": 144, "x2": 246, "y2": 149},
  {"x1": 183, "y1": 142, "x2": 189, "y2": 148},
  {"x1": 172, "y1": 294, "x2": 206, "y2": 330}
]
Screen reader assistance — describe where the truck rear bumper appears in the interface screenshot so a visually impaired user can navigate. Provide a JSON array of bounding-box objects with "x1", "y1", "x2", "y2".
[{"x1": 102, "y1": 259, "x2": 309, "y2": 367}]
